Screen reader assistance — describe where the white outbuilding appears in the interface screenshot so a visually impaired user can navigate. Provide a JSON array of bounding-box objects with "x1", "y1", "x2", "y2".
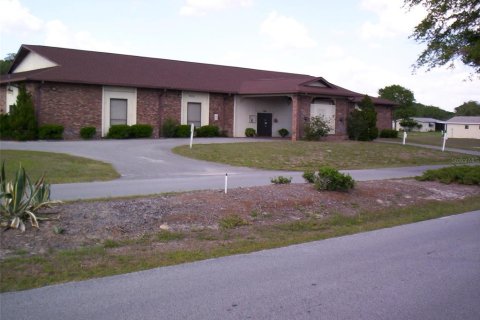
[{"x1": 445, "y1": 116, "x2": 480, "y2": 139}]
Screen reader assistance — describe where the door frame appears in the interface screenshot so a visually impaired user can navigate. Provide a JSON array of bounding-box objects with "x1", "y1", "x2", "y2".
[{"x1": 257, "y1": 112, "x2": 273, "y2": 137}]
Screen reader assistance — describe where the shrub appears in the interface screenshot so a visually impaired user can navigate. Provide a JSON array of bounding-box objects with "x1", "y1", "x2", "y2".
[
  {"x1": 314, "y1": 166, "x2": 355, "y2": 192},
  {"x1": 245, "y1": 128, "x2": 256, "y2": 137},
  {"x1": 270, "y1": 176, "x2": 292, "y2": 184},
  {"x1": 303, "y1": 116, "x2": 331, "y2": 141},
  {"x1": 302, "y1": 170, "x2": 316, "y2": 183},
  {"x1": 175, "y1": 125, "x2": 191, "y2": 138},
  {"x1": 196, "y1": 125, "x2": 220, "y2": 137},
  {"x1": 0, "y1": 114, "x2": 11, "y2": 139},
  {"x1": 8, "y1": 85, "x2": 37, "y2": 141},
  {"x1": 38, "y1": 124, "x2": 64, "y2": 140},
  {"x1": 347, "y1": 96, "x2": 378, "y2": 141},
  {"x1": 379, "y1": 129, "x2": 398, "y2": 138},
  {"x1": 416, "y1": 165, "x2": 480, "y2": 185},
  {"x1": 219, "y1": 214, "x2": 249, "y2": 229},
  {"x1": 107, "y1": 124, "x2": 131, "y2": 139},
  {"x1": 399, "y1": 118, "x2": 418, "y2": 131},
  {"x1": 130, "y1": 124, "x2": 153, "y2": 138},
  {"x1": 0, "y1": 162, "x2": 60, "y2": 232},
  {"x1": 278, "y1": 128, "x2": 289, "y2": 137},
  {"x1": 80, "y1": 126, "x2": 96, "y2": 140},
  {"x1": 162, "y1": 118, "x2": 179, "y2": 138}
]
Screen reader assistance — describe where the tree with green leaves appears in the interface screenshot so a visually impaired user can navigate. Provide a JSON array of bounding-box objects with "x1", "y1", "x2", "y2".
[
  {"x1": 378, "y1": 84, "x2": 416, "y2": 120},
  {"x1": 8, "y1": 85, "x2": 38, "y2": 141},
  {"x1": 455, "y1": 101, "x2": 480, "y2": 116},
  {"x1": 414, "y1": 103, "x2": 454, "y2": 120},
  {"x1": 347, "y1": 96, "x2": 378, "y2": 141},
  {"x1": 405, "y1": 0, "x2": 480, "y2": 74},
  {"x1": 0, "y1": 53, "x2": 15, "y2": 75}
]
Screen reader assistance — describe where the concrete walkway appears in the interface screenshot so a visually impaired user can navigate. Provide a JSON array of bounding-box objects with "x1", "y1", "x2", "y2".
[{"x1": 0, "y1": 138, "x2": 472, "y2": 200}]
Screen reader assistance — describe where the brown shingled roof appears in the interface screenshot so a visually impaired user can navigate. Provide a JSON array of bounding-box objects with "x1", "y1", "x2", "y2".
[{"x1": 1, "y1": 44, "x2": 396, "y2": 106}]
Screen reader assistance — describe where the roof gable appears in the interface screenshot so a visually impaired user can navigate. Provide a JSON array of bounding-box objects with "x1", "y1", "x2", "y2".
[{"x1": 10, "y1": 47, "x2": 58, "y2": 73}]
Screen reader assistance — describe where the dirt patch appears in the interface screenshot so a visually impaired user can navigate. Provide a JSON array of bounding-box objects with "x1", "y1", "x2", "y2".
[{"x1": 1, "y1": 179, "x2": 478, "y2": 258}]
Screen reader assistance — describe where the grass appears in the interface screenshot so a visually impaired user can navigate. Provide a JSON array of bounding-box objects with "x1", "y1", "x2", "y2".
[
  {"x1": 381, "y1": 131, "x2": 480, "y2": 151},
  {"x1": 173, "y1": 141, "x2": 479, "y2": 171},
  {"x1": 0, "y1": 150, "x2": 120, "y2": 183},
  {"x1": 2, "y1": 195, "x2": 480, "y2": 292}
]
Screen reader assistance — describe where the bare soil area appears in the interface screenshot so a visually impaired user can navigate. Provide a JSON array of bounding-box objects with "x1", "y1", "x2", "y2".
[{"x1": 1, "y1": 179, "x2": 478, "y2": 259}]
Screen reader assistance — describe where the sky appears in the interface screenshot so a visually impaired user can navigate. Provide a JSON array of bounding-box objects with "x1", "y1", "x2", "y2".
[{"x1": 0, "y1": 0, "x2": 478, "y2": 112}]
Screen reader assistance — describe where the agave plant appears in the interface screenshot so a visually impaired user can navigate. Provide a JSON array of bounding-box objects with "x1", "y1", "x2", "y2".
[{"x1": 0, "y1": 162, "x2": 60, "y2": 232}]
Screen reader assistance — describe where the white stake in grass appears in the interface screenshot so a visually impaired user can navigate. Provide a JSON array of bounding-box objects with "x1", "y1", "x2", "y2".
[
  {"x1": 224, "y1": 173, "x2": 228, "y2": 194},
  {"x1": 189, "y1": 123, "x2": 194, "y2": 149},
  {"x1": 442, "y1": 131, "x2": 448, "y2": 152},
  {"x1": 402, "y1": 131, "x2": 407, "y2": 145}
]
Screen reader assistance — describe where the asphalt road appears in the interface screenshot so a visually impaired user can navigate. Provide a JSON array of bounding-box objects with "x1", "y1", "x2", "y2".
[{"x1": 2, "y1": 210, "x2": 479, "y2": 320}]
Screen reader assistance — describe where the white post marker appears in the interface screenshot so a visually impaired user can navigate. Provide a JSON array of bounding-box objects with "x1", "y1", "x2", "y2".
[
  {"x1": 442, "y1": 131, "x2": 448, "y2": 152},
  {"x1": 189, "y1": 123, "x2": 194, "y2": 149},
  {"x1": 402, "y1": 131, "x2": 407, "y2": 145},
  {"x1": 224, "y1": 173, "x2": 228, "y2": 194}
]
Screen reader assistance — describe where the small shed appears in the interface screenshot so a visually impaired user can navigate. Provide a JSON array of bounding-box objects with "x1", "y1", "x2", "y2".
[{"x1": 445, "y1": 116, "x2": 480, "y2": 139}]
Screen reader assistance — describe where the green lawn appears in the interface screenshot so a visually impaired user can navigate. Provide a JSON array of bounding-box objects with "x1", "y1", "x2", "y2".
[
  {"x1": 0, "y1": 150, "x2": 120, "y2": 183},
  {"x1": 173, "y1": 141, "x2": 479, "y2": 171},
  {"x1": 382, "y1": 131, "x2": 480, "y2": 151}
]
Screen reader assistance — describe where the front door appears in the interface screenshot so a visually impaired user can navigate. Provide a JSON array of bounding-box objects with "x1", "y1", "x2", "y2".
[{"x1": 257, "y1": 113, "x2": 272, "y2": 137}]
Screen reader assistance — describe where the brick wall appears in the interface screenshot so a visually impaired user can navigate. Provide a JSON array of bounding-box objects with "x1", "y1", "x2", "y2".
[
  {"x1": 375, "y1": 105, "x2": 393, "y2": 130},
  {"x1": 35, "y1": 82, "x2": 102, "y2": 139},
  {"x1": 209, "y1": 93, "x2": 234, "y2": 136},
  {"x1": 137, "y1": 88, "x2": 162, "y2": 137},
  {"x1": 159, "y1": 90, "x2": 182, "y2": 131},
  {"x1": 334, "y1": 99, "x2": 352, "y2": 138}
]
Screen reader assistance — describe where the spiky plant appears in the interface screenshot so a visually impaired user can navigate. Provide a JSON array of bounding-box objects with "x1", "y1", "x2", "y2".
[{"x1": 0, "y1": 162, "x2": 60, "y2": 232}]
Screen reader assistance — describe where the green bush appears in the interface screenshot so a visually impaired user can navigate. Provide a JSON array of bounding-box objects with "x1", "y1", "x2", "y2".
[
  {"x1": 303, "y1": 116, "x2": 331, "y2": 141},
  {"x1": 245, "y1": 128, "x2": 256, "y2": 137},
  {"x1": 347, "y1": 96, "x2": 378, "y2": 141},
  {"x1": 80, "y1": 126, "x2": 96, "y2": 140},
  {"x1": 416, "y1": 165, "x2": 480, "y2": 185},
  {"x1": 379, "y1": 129, "x2": 398, "y2": 138},
  {"x1": 270, "y1": 176, "x2": 292, "y2": 184},
  {"x1": 162, "y1": 118, "x2": 179, "y2": 138},
  {"x1": 175, "y1": 125, "x2": 191, "y2": 138},
  {"x1": 399, "y1": 118, "x2": 418, "y2": 131},
  {"x1": 107, "y1": 125, "x2": 131, "y2": 139},
  {"x1": 8, "y1": 85, "x2": 37, "y2": 141},
  {"x1": 0, "y1": 114, "x2": 11, "y2": 139},
  {"x1": 314, "y1": 166, "x2": 355, "y2": 192},
  {"x1": 219, "y1": 214, "x2": 249, "y2": 229},
  {"x1": 130, "y1": 124, "x2": 153, "y2": 138},
  {"x1": 38, "y1": 124, "x2": 64, "y2": 140},
  {"x1": 196, "y1": 125, "x2": 220, "y2": 137},
  {"x1": 278, "y1": 128, "x2": 289, "y2": 137},
  {"x1": 302, "y1": 170, "x2": 316, "y2": 183}
]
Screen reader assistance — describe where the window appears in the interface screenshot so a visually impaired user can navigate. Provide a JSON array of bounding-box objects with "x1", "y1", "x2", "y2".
[
  {"x1": 465, "y1": 125, "x2": 469, "y2": 130},
  {"x1": 110, "y1": 99, "x2": 127, "y2": 125},
  {"x1": 187, "y1": 102, "x2": 201, "y2": 127}
]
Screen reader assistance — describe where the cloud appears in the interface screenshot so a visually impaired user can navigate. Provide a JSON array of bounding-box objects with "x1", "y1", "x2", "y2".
[
  {"x1": 0, "y1": 0, "x2": 42, "y2": 34},
  {"x1": 359, "y1": 0, "x2": 425, "y2": 39},
  {"x1": 260, "y1": 11, "x2": 317, "y2": 49},
  {"x1": 179, "y1": 0, "x2": 252, "y2": 16}
]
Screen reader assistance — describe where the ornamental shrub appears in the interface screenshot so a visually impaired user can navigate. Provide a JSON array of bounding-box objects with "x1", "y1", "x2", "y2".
[
  {"x1": 270, "y1": 176, "x2": 292, "y2": 184},
  {"x1": 80, "y1": 126, "x2": 96, "y2": 140},
  {"x1": 399, "y1": 118, "x2": 418, "y2": 132},
  {"x1": 130, "y1": 124, "x2": 153, "y2": 138},
  {"x1": 303, "y1": 116, "x2": 331, "y2": 141},
  {"x1": 245, "y1": 128, "x2": 256, "y2": 137},
  {"x1": 314, "y1": 166, "x2": 355, "y2": 192},
  {"x1": 0, "y1": 114, "x2": 11, "y2": 139},
  {"x1": 416, "y1": 165, "x2": 480, "y2": 185},
  {"x1": 302, "y1": 170, "x2": 316, "y2": 183},
  {"x1": 38, "y1": 124, "x2": 64, "y2": 140},
  {"x1": 347, "y1": 96, "x2": 378, "y2": 141},
  {"x1": 379, "y1": 129, "x2": 399, "y2": 138},
  {"x1": 107, "y1": 125, "x2": 131, "y2": 139},
  {"x1": 196, "y1": 125, "x2": 220, "y2": 137},
  {"x1": 278, "y1": 128, "x2": 289, "y2": 137},
  {"x1": 8, "y1": 85, "x2": 37, "y2": 141},
  {"x1": 162, "y1": 118, "x2": 179, "y2": 138},
  {"x1": 175, "y1": 125, "x2": 191, "y2": 138}
]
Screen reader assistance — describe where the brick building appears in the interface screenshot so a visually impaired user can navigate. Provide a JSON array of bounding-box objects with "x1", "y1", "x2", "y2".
[{"x1": 0, "y1": 44, "x2": 396, "y2": 140}]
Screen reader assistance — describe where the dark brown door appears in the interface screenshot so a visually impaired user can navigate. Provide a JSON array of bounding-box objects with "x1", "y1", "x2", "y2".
[{"x1": 257, "y1": 113, "x2": 272, "y2": 137}]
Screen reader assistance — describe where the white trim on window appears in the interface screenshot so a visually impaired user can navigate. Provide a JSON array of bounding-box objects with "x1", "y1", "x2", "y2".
[{"x1": 102, "y1": 86, "x2": 137, "y2": 136}]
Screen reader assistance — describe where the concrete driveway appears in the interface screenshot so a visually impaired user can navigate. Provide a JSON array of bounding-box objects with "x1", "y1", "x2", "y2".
[{"x1": 0, "y1": 138, "x2": 454, "y2": 200}]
